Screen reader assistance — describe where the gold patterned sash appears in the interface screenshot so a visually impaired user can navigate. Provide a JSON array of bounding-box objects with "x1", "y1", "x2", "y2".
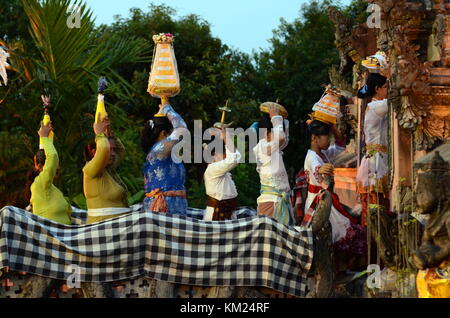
[{"x1": 366, "y1": 143, "x2": 387, "y2": 154}]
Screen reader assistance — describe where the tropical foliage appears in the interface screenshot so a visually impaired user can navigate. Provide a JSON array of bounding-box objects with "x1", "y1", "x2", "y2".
[{"x1": 0, "y1": 0, "x2": 368, "y2": 209}]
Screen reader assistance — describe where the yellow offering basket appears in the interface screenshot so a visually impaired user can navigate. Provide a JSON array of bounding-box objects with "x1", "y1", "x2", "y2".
[
  {"x1": 148, "y1": 33, "x2": 181, "y2": 104},
  {"x1": 312, "y1": 85, "x2": 341, "y2": 125}
]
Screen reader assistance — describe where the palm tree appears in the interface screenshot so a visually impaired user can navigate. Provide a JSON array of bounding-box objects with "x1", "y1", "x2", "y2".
[{"x1": 0, "y1": 0, "x2": 151, "y2": 207}]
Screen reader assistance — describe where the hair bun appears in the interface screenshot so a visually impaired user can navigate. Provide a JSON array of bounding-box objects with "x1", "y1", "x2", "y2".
[{"x1": 357, "y1": 84, "x2": 370, "y2": 99}]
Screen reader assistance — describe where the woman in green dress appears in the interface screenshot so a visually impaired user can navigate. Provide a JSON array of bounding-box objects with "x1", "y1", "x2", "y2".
[{"x1": 26, "y1": 121, "x2": 72, "y2": 224}]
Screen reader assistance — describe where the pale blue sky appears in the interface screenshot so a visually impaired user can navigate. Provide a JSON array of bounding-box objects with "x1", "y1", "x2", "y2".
[{"x1": 85, "y1": 0, "x2": 351, "y2": 54}]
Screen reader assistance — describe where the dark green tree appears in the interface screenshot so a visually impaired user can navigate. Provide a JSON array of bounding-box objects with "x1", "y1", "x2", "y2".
[
  {"x1": 0, "y1": 0, "x2": 368, "y2": 210},
  {"x1": 99, "y1": 4, "x2": 252, "y2": 207},
  {"x1": 234, "y1": 0, "x2": 341, "y2": 180},
  {"x1": 0, "y1": 0, "x2": 150, "y2": 207}
]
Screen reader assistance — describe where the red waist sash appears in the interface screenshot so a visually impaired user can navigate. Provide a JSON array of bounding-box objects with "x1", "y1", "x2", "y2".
[{"x1": 308, "y1": 184, "x2": 358, "y2": 224}]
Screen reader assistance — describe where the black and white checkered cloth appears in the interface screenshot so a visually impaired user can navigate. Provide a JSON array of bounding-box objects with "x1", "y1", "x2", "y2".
[
  {"x1": 0, "y1": 205, "x2": 313, "y2": 297},
  {"x1": 70, "y1": 204, "x2": 257, "y2": 225}
]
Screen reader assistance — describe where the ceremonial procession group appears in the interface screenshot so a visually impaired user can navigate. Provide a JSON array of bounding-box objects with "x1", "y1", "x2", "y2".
[{"x1": 1, "y1": 33, "x2": 393, "y2": 296}]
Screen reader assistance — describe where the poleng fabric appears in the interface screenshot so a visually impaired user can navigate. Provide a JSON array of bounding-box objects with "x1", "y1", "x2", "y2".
[
  {"x1": 0, "y1": 205, "x2": 313, "y2": 297},
  {"x1": 70, "y1": 204, "x2": 257, "y2": 225}
]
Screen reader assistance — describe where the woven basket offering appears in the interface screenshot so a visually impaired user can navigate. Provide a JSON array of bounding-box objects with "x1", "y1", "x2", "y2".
[{"x1": 259, "y1": 102, "x2": 288, "y2": 119}]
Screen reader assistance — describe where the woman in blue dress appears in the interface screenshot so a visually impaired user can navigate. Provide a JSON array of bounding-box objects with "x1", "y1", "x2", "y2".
[{"x1": 141, "y1": 103, "x2": 188, "y2": 215}]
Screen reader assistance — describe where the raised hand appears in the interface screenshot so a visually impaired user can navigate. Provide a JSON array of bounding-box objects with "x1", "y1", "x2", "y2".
[
  {"x1": 38, "y1": 121, "x2": 53, "y2": 138},
  {"x1": 268, "y1": 104, "x2": 280, "y2": 118},
  {"x1": 94, "y1": 113, "x2": 110, "y2": 136}
]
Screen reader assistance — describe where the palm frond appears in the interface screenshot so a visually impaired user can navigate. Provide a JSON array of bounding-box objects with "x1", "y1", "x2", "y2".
[{"x1": 21, "y1": 0, "x2": 95, "y2": 82}]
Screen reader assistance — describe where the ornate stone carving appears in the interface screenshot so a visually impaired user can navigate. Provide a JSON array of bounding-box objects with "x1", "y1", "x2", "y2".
[
  {"x1": 328, "y1": 65, "x2": 355, "y2": 94},
  {"x1": 428, "y1": 14, "x2": 446, "y2": 63},
  {"x1": 329, "y1": 1, "x2": 448, "y2": 150},
  {"x1": 414, "y1": 127, "x2": 439, "y2": 154},
  {"x1": 373, "y1": 0, "x2": 449, "y2": 150},
  {"x1": 327, "y1": 6, "x2": 377, "y2": 75},
  {"x1": 413, "y1": 151, "x2": 450, "y2": 270},
  {"x1": 367, "y1": 206, "x2": 397, "y2": 269},
  {"x1": 327, "y1": 6, "x2": 356, "y2": 74},
  {"x1": 307, "y1": 189, "x2": 334, "y2": 298}
]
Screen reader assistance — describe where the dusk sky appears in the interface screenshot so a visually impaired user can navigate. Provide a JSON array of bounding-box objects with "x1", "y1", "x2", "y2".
[{"x1": 85, "y1": 0, "x2": 351, "y2": 54}]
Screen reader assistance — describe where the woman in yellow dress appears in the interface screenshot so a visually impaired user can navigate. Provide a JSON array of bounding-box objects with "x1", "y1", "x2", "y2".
[
  {"x1": 83, "y1": 114, "x2": 130, "y2": 224},
  {"x1": 26, "y1": 121, "x2": 72, "y2": 224}
]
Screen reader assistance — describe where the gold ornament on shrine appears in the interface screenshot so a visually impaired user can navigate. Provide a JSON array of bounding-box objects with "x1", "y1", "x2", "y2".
[
  {"x1": 147, "y1": 33, "x2": 180, "y2": 105},
  {"x1": 312, "y1": 85, "x2": 341, "y2": 125}
]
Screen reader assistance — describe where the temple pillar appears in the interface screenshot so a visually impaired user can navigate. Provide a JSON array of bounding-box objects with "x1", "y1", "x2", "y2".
[{"x1": 391, "y1": 114, "x2": 413, "y2": 212}]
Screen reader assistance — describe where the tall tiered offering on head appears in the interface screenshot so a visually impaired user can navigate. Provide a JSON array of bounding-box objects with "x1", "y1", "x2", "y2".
[
  {"x1": 39, "y1": 95, "x2": 54, "y2": 149},
  {"x1": 312, "y1": 85, "x2": 341, "y2": 125},
  {"x1": 95, "y1": 76, "x2": 108, "y2": 123},
  {"x1": 147, "y1": 33, "x2": 180, "y2": 105}
]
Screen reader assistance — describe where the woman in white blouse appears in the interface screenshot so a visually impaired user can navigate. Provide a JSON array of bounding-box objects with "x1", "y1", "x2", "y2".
[
  {"x1": 356, "y1": 73, "x2": 391, "y2": 226},
  {"x1": 253, "y1": 104, "x2": 295, "y2": 226}
]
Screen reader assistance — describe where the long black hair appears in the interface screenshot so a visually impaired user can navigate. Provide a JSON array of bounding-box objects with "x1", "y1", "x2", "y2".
[
  {"x1": 357, "y1": 73, "x2": 387, "y2": 99},
  {"x1": 24, "y1": 149, "x2": 46, "y2": 203},
  {"x1": 258, "y1": 113, "x2": 273, "y2": 131},
  {"x1": 140, "y1": 116, "x2": 173, "y2": 153}
]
